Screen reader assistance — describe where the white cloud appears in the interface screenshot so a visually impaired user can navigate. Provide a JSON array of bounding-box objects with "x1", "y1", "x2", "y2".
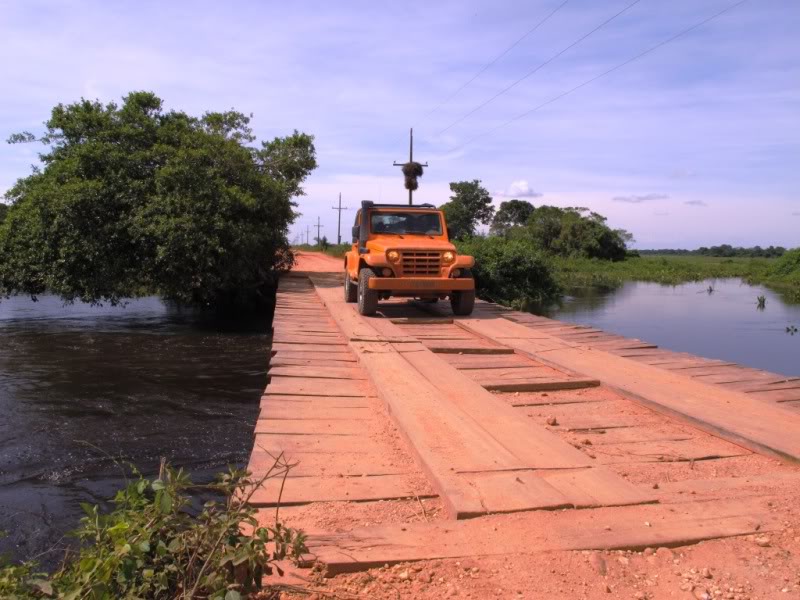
[
  {"x1": 612, "y1": 193, "x2": 669, "y2": 204},
  {"x1": 684, "y1": 200, "x2": 708, "y2": 207},
  {"x1": 494, "y1": 179, "x2": 543, "y2": 198}
]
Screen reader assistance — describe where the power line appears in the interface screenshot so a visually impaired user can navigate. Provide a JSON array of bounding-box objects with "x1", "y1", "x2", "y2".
[
  {"x1": 423, "y1": 0, "x2": 569, "y2": 119},
  {"x1": 446, "y1": 0, "x2": 749, "y2": 154},
  {"x1": 436, "y1": 0, "x2": 643, "y2": 137},
  {"x1": 388, "y1": 1, "x2": 568, "y2": 151}
]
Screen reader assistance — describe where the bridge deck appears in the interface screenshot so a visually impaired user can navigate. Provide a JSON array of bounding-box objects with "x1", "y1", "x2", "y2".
[{"x1": 249, "y1": 253, "x2": 800, "y2": 576}]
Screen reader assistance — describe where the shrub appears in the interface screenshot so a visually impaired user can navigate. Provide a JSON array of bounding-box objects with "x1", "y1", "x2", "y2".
[
  {"x1": 0, "y1": 459, "x2": 305, "y2": 599},
  {"x1": 457, "y1": 236, "x2": 560, "y2": 309},
  {"x1": 771, "y1": 248, "x2": 800, "y2": 278}
]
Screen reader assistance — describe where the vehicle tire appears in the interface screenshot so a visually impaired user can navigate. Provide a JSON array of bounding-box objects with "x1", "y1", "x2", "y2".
[
  {"x1": 357, "y1": 267, "x2": 379, "y2": 316},
  {"x1": 450, "y1": 287, "x2": 475, "y2": 316},
  {"x1": 344, "y1": 270, "x2": 357, "y2": 303}
]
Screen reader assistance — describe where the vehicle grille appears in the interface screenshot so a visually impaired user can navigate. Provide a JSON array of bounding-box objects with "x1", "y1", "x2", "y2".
[{"x1": 400, "y1": 251, "x2": 442, "y2": 277}]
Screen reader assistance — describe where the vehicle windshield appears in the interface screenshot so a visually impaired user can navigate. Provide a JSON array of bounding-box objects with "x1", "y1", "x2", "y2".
[{"x1": 370, "y1": 211, "x2": 442, "y2": 235}]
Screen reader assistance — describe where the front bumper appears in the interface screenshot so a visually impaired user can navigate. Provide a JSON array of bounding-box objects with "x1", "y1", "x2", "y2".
[{"x1": 367, "y1": 277, "x2": 474, "y2": 292}]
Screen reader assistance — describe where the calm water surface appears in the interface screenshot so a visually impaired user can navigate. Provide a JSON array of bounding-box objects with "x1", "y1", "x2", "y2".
[
  {"x1": 537, "y1": 279, "x2": 800, "y2": 377},
  {"x1": 0, "y1": 295, "x2": 267, "y2": 567}
]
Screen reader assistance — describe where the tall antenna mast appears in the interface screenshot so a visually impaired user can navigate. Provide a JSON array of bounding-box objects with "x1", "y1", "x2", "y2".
[{"x1": 393, "y1": 128, "x2": 428, "y2": 205}]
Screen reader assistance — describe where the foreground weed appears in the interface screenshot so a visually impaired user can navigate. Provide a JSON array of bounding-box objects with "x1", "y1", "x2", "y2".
[{"x1": 0, "y1": 455, "x2": 305, "y2": 599}]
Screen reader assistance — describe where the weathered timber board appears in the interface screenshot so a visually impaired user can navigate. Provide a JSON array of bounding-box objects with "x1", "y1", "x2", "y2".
[
  {"x1": 266, "y1": 376, "x2": 372, "y2": 398},
  {"x1": 249, "y1": 474, "x2": 433, "y2": 506},
  {"x1": 307, "y1": 496, "x2": 773, "y2": 574}
]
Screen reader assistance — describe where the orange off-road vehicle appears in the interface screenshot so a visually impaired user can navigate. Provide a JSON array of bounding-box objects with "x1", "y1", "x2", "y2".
[{"x1": 344, "y1": 201, "x2": 476, "y2": 316}]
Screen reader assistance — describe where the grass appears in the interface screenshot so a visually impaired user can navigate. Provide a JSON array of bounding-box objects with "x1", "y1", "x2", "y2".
[{"x1": 553, "y1": 255, "x2": 782, "y2": 288}]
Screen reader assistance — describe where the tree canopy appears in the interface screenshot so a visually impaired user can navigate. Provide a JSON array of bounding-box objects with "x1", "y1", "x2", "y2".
[
  {"x1": 513, "y1": 205, "x2": 632, "y2": 261},
  {"x1": 439, "y1": 180, "x2": 495, "y2": 239},
  {"x1": 489, "y1": 199, "x2": 535, "y2": 236},
  {"x1": 0, "y1": 203, "x2": 8, "y2": 225},
  {"x1": 0, "y1": 92, "x2": 316, "y2": 311}
]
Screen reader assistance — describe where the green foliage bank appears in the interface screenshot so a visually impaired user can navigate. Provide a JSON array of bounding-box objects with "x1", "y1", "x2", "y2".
[{"x1": 0, "y1": 92, "x2": 317, "y2": 312}]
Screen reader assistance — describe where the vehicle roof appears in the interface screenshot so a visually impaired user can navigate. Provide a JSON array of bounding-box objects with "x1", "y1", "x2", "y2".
[{"x1": 362, "y1": 202, "x2": 439, "y2": 211}]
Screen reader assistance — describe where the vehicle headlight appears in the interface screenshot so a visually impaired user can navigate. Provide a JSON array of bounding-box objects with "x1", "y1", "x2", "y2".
[
  {"x1": 386, "y1": 250, "x2": 401, "y2": 263},
  {"x1": 442, "y1": 251, "x2": 456, "y2": 264}
]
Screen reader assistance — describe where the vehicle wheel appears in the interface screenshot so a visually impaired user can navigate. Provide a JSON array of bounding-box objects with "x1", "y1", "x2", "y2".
[
  {"x1": 357, "y1": 267, "x2": 379, "y2": 316},
  {"x1": 344, "y1": 270, "x2": 357, "y2": 303},
  {"x1": 450, "y1": 287, "x2": 475, "y2": 316}
]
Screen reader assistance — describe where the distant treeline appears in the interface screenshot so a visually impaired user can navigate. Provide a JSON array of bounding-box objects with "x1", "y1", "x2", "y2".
[{"x1": 639, "y1": 245, "x2": 786, "y2": 258}]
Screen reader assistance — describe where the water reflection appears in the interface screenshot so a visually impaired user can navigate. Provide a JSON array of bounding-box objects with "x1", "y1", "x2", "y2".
[
  {"x1": 0, "y1": 296, "x2": 266, "y2": 567},
  {"x1": 535, "y1": 279, "x2": 800, "y2": 378}
]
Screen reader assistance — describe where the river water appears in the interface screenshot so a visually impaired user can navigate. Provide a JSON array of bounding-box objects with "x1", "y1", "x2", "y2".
[
  {"x1": 538, "y1": 279, "x2": 800, "y2": 377},
  {"x1": 0, "y1": 295, "x2": 267, "y2": 568}
]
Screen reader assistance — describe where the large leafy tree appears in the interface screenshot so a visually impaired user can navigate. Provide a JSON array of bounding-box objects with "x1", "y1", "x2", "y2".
[
  {"x1": 521, "y1": 205, "x2": 631, "y2": 261},
  {"x1": 0, "y1": 203, "x2": 7, "y2": 224},
  {"x1": 489, "y1": 199, "x2": 535, "y2": 236},
  {"x1": 0, "y1": 92, "x2": 316, "y2": 311},
  {"x1": 439, "y1": 180, "x2": 495, "y2": 239}
]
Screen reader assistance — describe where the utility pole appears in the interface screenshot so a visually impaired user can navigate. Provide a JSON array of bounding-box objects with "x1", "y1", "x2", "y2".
[
  {"x1": 306, "y1": 225, "x2": 310, "y2": 246},
  {"x1": 331, "y1": 193, "x2": 349, "y2": 245},
  {"x1": 393, "y1": 128, "x2": 428, "y2": 206},
  {"x1": 315, "y1": 216, "x2": 323, "y2": 248}
]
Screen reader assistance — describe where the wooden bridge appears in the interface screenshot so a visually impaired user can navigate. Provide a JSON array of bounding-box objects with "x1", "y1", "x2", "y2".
[{"x1": 249, "y1": 252, "x2": 800, "y2": 576}]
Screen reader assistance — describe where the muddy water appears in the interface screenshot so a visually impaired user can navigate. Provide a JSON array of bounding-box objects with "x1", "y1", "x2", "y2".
[
  {"x1": 0, "y1": 295, "x2": 267, "y2": 568},
  {"x1": 538, "y1": 279, "x2": 800, "y2": 377}
]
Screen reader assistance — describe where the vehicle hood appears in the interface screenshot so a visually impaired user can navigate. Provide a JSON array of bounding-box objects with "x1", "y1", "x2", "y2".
[{"x1": 366, "y1": 237, "x2": 455, "y2": 253}]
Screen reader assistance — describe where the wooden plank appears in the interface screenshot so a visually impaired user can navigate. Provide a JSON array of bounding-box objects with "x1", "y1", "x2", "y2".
[
  {"x1": 467, "y1": 367, "x2": 562, "y2": 380},
  {"x1": 266, "y1": 377, "x2": 372, "y2": 398},
  {"x1": 581, "y1": 427, "x2": 693, "y2": 445},
  {"x1": 508, "y1": 394, "x2": 607, "y2": 407},
  {"x1": 268, "y1": 365, "x2": 367, "y2": 380},
  {"x1": 269, "y1": 356, "x2": 360, "y2": 368},
  {"x1": 439, "y1": 354, "x2": 533, "y2": 370},
  {"x1": 254, "y1": 418, "x2": 366, "y2": 436},
  {"x1": 307, "y1": 496, "x2": 773, "y2": 574},
  {"x1": 271, "y1": 335, "x2": 346, "y2": 346},
  {"x1": 460, "y1": 317, "x2": 800, "y2": 463},
  {"x1": 249, "y1": 474, "x2": 432, "y2": 506},
  {"x1": 480, "y1": 378, "x2": 601, "y2": 392},
  {"x1": 745, "y1": 388, "x2": 800, "y2": 402},
  {"x1": 249, "y1": 450, "x2": 411, "y2": 478},
  {"x1": 253, "y1": 433, "x2": 372, "y2": 454},
  {"x1": 261, "y1": 394, "x2": 370, "y2": 408},
  {"x1": 271, "y1": 350, "x2": 356, "y2": 363},
  {"x1": 260, "y1": 404, "x2": 372, "y2": 421},
  {"x1": 272, "y1": 343, "x2": 353, "y2": 354},
  {"x1": 595, "y1": 439, "x2": 750, "y2": 464}
]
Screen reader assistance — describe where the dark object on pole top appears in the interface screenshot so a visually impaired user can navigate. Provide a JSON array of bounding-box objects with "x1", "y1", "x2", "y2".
[
  {"x1": 402, "y1": 161, "x2": 424, "y2": 191},
  {"x1": 393, "y1": 128, "x2": 428, "y2": 205}
]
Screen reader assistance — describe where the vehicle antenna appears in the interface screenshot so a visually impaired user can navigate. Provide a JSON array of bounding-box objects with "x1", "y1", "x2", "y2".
[{"x1": 393, "y1": 128, "x2": 428, "y2": 206}]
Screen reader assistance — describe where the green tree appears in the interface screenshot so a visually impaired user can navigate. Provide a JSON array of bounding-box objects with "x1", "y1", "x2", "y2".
[
  {"x1": 0, "y1": 92, "x2": 316, "y2": 312},
  {"x1": 0, "y1": 203, "x2": 7, "y2": 224},
  {"x1": 440, "y1": 180, "x2": 495, "y2": 239},
  {"x1": 490, "y1": 199, "x2": 535, "y2": 236},
  {"x1": 456, "y1": 236, "x2": 559, "y2": 308},
  {"x1": 522, "y1": 206, "x2": 631, "y2": 261}
]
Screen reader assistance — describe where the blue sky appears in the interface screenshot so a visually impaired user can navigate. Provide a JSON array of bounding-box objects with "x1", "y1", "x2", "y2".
[{"x1": 1, "y1": 0, "x2": 797, "y2": 248}]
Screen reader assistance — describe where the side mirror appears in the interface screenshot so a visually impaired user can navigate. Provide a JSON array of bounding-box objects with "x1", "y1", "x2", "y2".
[
  {"x1": 446, "y1": 227, "x2": 454, "y2": 240},
  {"x1": 351, "y1": 225, "x2": 360, "y2": 243}
]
